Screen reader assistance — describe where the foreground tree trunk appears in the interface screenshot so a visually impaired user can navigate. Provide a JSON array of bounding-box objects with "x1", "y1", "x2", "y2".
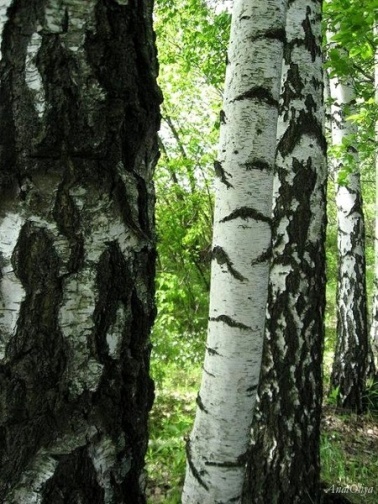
[
  {"x1": 181, "y1": 0, "x2": 287, "y2": 502},
  {"x1": 243, "y1": 1, "x2": 326, "y2": 503},
  {"x1": 328, "y1": 69, "x2": 369, "y2": 413},
  {"x1": 0, "y1": 1, "x2": 161, "y2": 502}
]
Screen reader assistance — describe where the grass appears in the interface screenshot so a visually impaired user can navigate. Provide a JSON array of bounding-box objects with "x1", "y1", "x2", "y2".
[
  {"x1": 146, "y1": 364, "x2": 378, "y2": 504},
  {"x1": 146, "y1": 365, "x2": 200, "y2": 503},
  {"x1": 321, "y1": 406, "x2": 378, "y2": 503}
]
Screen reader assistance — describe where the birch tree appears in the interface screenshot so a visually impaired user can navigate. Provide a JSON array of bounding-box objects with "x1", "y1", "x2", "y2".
[
  {"x1": 370, "y1": 20, "x2": 378, "y2": 366},
  {"x1": 0, "y1": 1, "x2": 161, "y2": 502},
  {"x1": 328, "y1": 65, "x2": 369, "y2": 413},
  {"x1": 181, "y1": 0, "x2": 287, "y2": 502},
  {"x1": 243, "y1": 0, "x2": 327, "y2": 502}
]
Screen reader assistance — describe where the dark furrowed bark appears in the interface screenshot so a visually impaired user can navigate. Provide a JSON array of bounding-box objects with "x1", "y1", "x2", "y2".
[
  {"x1": 0, "y1": 1, "x2": 161, "y2": 502},
  {"x1": 243, "y1": 1, "x2": 326, "y2": 502}
]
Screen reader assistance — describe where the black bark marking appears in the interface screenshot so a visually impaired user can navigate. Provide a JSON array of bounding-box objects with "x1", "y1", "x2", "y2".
[
  {"x1": 233, "y1": 87, "x2": 279, "y2": 108},
  {"x1": 251, "y1": 247, "x2": 272, "y2": 266},
  {"x1": 53, "y1": 169, "x2": 85, "y2": 273},
  {"x1": 113, "y1": 174, "x2": 151, "y2": 239},
  {"x1": 196, "y1": 394, "x2": 209, "y2": 414},
  {"x1": 205, "y1": 460, "x2": 244, "y2": 467},
  {"x1": 210, "y1": 315, "x2": 251, "y2": 331},
  {"x1": 276, "y1": 108, "x2": 326, "y2": 158},
  {"x1": 214, "y1": 160, "x2": 233, "y2": 188},
  {"x1": 207, "y1": 347, "x2": 220, "y2": 356},
  {"x1": 41, "y1": 447, "x2": 105, "y2": 503},
  {"x1": 92, "y1": 242, "x2": 132, "y2": 363},
  {"x1": 220, "y1": 207, "x2": 272, "y2": 226},
  {"x1": 220, "y1": 109, "x2": 226, "y2": 124},
  {"x1": 3, "y1": 224, "x2": 69, "y2": 493},
  {"x1": 212, "y1": 245, "x2": 247, "y2": 281},
  {"x1": 250, "y1": 28, "x2": 286, "y2": 44},
  {"x1": 302, "y1": 7, "x2": 321, "y2": 62},
  {"x1": 273, "y1": 157, "x2": 317, "y2": 261},
  {"x1": 246, "y1": 384, "x2": 258, "y2": 393},
  {"x1": 205, "y1": 450, "x2": 249, "y2": 468},
  {"x1": 9, "y1": 223, "x2": 65, "y2": 360},
  {"x1": 281, "y1": 63, "x2": 304, "y2": 120},
  {"x1": 283, "y1": 11, "x2": 321, "y2": 67},
  {"x1": 230, "y1": 496, "x2": 242, "y2": 503},
  {"x1": 203, "y1": 367, "x2": 216, "y2": 378},
  {"x1": 185, "y1": 440, "x2": 209, "y2": 491},
  {"x1": 244, "y1": 159, "x2": 272, "y2": 172}
]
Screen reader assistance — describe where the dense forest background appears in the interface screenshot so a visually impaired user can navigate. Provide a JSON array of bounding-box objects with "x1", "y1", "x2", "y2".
[{"x1": 146, "y1": 0, "x2": 378, "y2": 502}]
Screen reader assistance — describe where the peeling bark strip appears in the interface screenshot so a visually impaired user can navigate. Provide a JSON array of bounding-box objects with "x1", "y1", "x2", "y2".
[
  {"x1": 243, "y1": 1, "x2": 326, "y2": 503},
  {"x1": 0, "y1": 1, "x2": 161, "y2": 503},
  {"x1": 182, "y1": 0, "x2": 288, "y2": 502}
]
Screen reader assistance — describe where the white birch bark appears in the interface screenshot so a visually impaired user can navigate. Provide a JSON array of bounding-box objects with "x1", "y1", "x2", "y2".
[
  {"x1": 370, "y1": 22, "x2": 378, "y2": 365},
  {"x1": 243, "y1": 0, "x2": 326, "y2": 501},
  {"x1": 328, "y1": 47, "x2": 369, "y2": 412},
  {"x1": 182, "y1": 1, "x2": 287, "y2": 502}
]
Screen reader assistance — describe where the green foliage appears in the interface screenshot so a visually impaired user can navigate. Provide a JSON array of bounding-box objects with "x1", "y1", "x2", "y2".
[
  {"x1": 327, "y1": 386, "x2": 341, "y2": 406},
  {"x1": 146, "y1": 0, "x2": 378, "y2": 499},
  {"x1": 321, "y1": 433, "x2": 350, "y2": 485},
  {"x1": 150, "y1": 0, "x2": 230, "y2": 383},
  {"x1": 321, "y1": 413, "x2": 378, "y2": 504},
  {"x1": 323, "y1": 0, "x2": 377, "y2": 320},
  {"x1": 363, "y1": 378, "x2": 378, "y2": 411},
  {"x1": 147, "y1": 366, "x2": 200, "y2": 503},
  {"x1": 324, "y1": 0, "x2": 376, "y2": 70},
  {"x1": 155, "y1": 0, "x2": 230, "y2": 91},
  {"x1": 324, "y1": 0, "x2": 377, "y2": 180}
]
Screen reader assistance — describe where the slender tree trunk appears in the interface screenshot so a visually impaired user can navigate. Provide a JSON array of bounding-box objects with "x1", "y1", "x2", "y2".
[
  {"x1": 243, "y1": 1, "x2": 326, "y2": 503},
  {"x1": 182, "y1": 0, "x2": 287, "y2": 502},
  {"x1": 0, "y1": 1, "x2": 161, "y2": 503},
  {"x1": 370, "y1": 22, "x2": 378, "y2": 369},
  {"x1": 328, "y1": 70, "x2": 369, "y2": 412}
]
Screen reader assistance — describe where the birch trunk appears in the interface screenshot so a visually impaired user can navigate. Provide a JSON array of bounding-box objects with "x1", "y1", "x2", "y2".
[
  {"x1": 329, "y1": 71, "x2": 369, "y2": 413},
  {"x1": 243, "y1": 0, "x2": 326, "y2": 502},
  {"x1": 0, "y1": 1, "x2": 161, "y2": 502},
  {"x1": 181, "y1": 0, "x2": 287, "y2": 502},
  {"x1": 370, "y1": 22, "x2": 378, "y2": 368}
]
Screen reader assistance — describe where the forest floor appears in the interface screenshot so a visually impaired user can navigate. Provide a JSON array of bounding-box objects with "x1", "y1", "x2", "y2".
[
  {"x1": 146, "y1": 365, "x2": 378, "y2": 504},
  {"x1": 321, "y1": 405, "x2": 378, "y2": 504}
]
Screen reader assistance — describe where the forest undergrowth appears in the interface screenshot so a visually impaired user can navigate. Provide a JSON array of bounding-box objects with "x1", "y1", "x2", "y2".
[{"x1": 146, "y1": 362, "x2": 378, "y2": 504}]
